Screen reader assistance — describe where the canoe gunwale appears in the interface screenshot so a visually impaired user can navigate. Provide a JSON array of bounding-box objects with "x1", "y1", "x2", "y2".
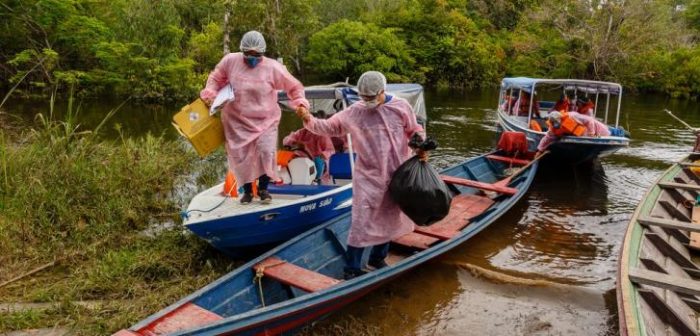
[{"x1": 617, "y1": 155, "x2": 700, "y2": 336}]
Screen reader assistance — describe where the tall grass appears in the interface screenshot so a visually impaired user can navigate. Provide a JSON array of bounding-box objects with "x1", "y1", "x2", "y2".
[{"x1": 0, "y1": 98, "x2": 235, "y2": 334}]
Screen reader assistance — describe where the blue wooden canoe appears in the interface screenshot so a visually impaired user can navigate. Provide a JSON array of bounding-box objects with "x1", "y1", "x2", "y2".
[
  {"x1": 115, "y1": 151, "x2": 538, "y2": 336},
  {"x1": 497, "y1": 77, "x2": 630, "y2": 164},
  {"x1": 183, "y1": 83, "x2": 427, "y2": 256}
]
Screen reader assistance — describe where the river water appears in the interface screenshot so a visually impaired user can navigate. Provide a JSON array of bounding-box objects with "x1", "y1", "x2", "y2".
[{"x1": 5, "y1": 89, "x2": 700, "y2": 335}]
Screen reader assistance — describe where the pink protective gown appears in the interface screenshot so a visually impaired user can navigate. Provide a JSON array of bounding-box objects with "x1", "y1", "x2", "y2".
[
  {"x1": 304, "y1": 98, "x2": 425, "y2": 247},
  {"x1": 200, "y1": 53, "x2": 309, "y2": 184},
  {"x1": 537, "y1": 112, "x2": 612, "y2": 151},
  {"x1": 282, "y1": 128, "x2": 335, "y2": 161}
]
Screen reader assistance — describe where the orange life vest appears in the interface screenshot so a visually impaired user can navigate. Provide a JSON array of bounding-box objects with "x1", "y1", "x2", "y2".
[
  {"x1": 223, "y1": 171, "x2": 257, "y2": 197},
  {"x1": 277, "y1": 150, "x2": 296, "y2": 167},
  {"x1": 546, "y1": 112, "x2": 586, "y2": 137},
  {"x1": 529, "y1": 119, "x2": 542, "y2": 132}
]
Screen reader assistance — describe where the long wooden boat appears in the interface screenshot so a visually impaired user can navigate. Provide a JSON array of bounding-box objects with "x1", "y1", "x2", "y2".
[
  {"x1": 497, "y1": 77, "x2": 630, "y2": 164},
  {"x1": 114, "y1": 149, "x2": 539, "y2": 335},
  {"x1": 184, "y1": 83, "x2": 427, "y2": 256},
  {"x1": 617, "y1": 154, "x2": 700, "y2": 336}
]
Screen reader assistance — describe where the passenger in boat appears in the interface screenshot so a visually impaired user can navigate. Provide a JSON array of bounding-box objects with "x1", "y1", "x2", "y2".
[
  {"x1": 550, "y1": 94, "x2": 570, "y2": 113},
  {"x1": 577, "y1": 97, "x2": 595, "y2": 116},
  {"x1": 296, "y1": 71, "x2": 426, "y2": 280},
  {"x1": 501, "y1": 95, "x2": 517, "y2": 114},
  {"x1": 282, "y1": 111, "x2": 335, "y2": 183},
  {"x1": 514, "y1": 90, "x2": 540, "y2": 118},
  {"x1": 536, "y1": 111, "x2": 611, "y2": 153},
  {"x1": 201, "y1": 31, "x2": 309, "y2": 205}
]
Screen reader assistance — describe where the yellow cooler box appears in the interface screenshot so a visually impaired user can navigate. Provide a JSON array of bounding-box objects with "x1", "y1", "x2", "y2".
[{"x1": 172, "y1": 99, "x2": 225, "y2": 157}]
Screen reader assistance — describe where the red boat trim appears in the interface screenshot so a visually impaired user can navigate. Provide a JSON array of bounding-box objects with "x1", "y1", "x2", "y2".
[{"x1": 486, "y1": 155, "x2": 530, "y2": 166}]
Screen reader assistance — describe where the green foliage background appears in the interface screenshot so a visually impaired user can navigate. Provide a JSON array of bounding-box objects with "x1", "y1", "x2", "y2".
[{"x1": 3, "y1": 0, "x2": 700, "y2": 100}]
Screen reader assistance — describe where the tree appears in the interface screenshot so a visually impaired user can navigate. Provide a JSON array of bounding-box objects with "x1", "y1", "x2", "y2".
[
  {"x1": 510, "y1": 0, "x2": 690, "y2": 83},
  {"x1": 374, "y1": 0, "x2": 504, "y2": 87},
  {"x1": 305, "y1": 20, "x2": 417, "y2": 83},
  {"x1": 228, "y1": 0, "x2": 320, "y2": 75}
]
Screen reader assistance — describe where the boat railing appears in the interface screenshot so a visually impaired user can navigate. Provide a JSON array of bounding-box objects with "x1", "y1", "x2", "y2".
[{"x1": 498, "y1": 78, "x2": 623, "y2": 129}]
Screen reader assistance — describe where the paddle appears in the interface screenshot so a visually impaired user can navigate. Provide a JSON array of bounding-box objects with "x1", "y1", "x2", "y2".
[
  {"x1": 492, "y1": 151, "x2": 549, "y2": 188},
  {"x1": 441, "y1": 151, "x2": 548, "y2": 195},
  {"x1": 665, "y1": 109, "x2": 699, "y2": 133}
]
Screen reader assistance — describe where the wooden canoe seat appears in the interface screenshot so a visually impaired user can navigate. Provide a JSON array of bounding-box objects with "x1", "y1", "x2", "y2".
[
  {"x1": 394, "y1": 194, "x2": 495, "y2": 248},
  {"x1": 134, "y1": 302, "x2": 222, "y2": 335},
  {"x1": 254, "y1": 256, "x2": 341, "y2": 292},
  {"x1": 441, "y1": 175, "x2": 517, "y2": 195},
  {"x1": 486, "y1": 155, "x2": 530, "y2": 166},
  {"x1": 392, "y1": 232, "x2": 440, "y2": 250}
]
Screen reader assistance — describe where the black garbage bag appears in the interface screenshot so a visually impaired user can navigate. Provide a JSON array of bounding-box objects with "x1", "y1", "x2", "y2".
[{"x1": 389, "y1": 136, "x2": 452, "y2": 226}]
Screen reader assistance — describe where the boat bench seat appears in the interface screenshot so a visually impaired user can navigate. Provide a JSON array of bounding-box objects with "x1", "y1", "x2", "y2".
[
  {"x1": 254, "y1": 256, "x2": 341, "y2": 292},
  {"x1": 441, "y1": 175, "x2": 517, "y2": 195},
  {"x1": 129, "y1": 302, "x2": 223, "y2": 335},
  {"x1": 393, "y1": 194, "x2": 495, "y2": 249},
  {"x1": 486, "y1": 155, "x2": 530, "y2": 166}
]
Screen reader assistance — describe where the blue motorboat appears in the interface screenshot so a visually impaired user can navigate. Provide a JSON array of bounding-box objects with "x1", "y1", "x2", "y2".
[
  {"x1": 497, "y1": 77, "x2": 630, "y2": 164},
  {"x1": 115, "y1": 147, "x2": 539, "y2": 335},
  {"x1": 183, "y1": 83, "x2": 427, "y2": 256}
]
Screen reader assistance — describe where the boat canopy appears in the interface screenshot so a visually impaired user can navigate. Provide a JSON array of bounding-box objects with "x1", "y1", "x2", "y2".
[
  {"x1": 501, "y1": 77, "x2": 622, "y2": 95},
  {"x1": 278, "y1": 83, "x2": 427, "y2": 122}
]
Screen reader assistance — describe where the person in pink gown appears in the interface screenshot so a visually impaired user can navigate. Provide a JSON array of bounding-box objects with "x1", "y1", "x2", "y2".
[
  {"x1": 296, "y1": 71, "x2": 426, "y2": 279},
  {"x1": 201, "y1": 31, "x2": 309, "y2": 204}
]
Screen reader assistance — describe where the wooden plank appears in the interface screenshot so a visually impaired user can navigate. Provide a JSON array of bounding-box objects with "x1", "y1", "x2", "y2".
[
  {"x1": 485, "y1": 155, "x2": 529, "y2": 166},
  {"x1": 640, "y1": 258, "x2": 699, "y2": 301},
  {"x1": 441, "y1": 175, "x2": 517, "y2": 195},
  {"x1": 636, "y1": 288, "x2": 697, "y2": 336},
  {"x1": 630, "y1": 267, "x2": 700, "y2": 296},
  {"x1": 645, "y1": 232, "x2": 698, "y2": 271},
  {"x1": 137, "y1": 302, "x2": 222, "y2": 335},
  {"x1": 680, "y1": 297, "x2": 700, "y2": 311},
  {"x1": 638, "y1": 216, "x2": 700, "y2": 233},
  {"x1": 659, "y1": 200, "x2": 691, "y2": 222},
  {"x1": 253, "y1": 257, "x2": 341, "y2": 293},
  {"x1": 682, "y1": 167, "x2": 700, "y2": 185},
  {"x1": 682, "y1": 267, "x2": 700, "y2": 279},
  {"x1": 392, "y1": 232, "x2": 440, "y2": 250},
  {"x1": 414, "y1": 194, "x2": 494, "y2": 240},
  {"x1": 690, "y1": 206, "x2": 700, "y2": 251},
  {"x1": 659, "y1": 181, "x2": 700, "y2": 192}
]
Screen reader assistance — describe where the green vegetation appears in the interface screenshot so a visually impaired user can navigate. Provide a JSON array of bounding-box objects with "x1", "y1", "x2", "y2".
[
  {"x1": 0, "y1": 105, "x2": 234, "y2": 333},
  {"x1": 3, "y1": 0, "x2": 700, "y2": 100}
]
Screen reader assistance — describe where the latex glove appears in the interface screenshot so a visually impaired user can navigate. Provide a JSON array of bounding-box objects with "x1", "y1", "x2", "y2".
[
  {"x1": 416, "y1": 148, "x2": 428, "y2": 162},
  {"x1": 296, "y1": 106, "x2": 311, "y2": 122}
]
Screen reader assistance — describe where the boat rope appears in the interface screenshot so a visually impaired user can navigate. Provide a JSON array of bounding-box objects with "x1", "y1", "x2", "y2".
[
  {"x1": 252, "y1": 260, "x2": 286, "y2": 308},
  {"x1": 682, "y1": 199, "x2": 695, "y2": 209},
  {"x1": 180, "y1": 196, "x2": 229, "y2": 220}
]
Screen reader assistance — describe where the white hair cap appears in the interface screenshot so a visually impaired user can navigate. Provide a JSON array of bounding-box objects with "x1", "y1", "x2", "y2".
[
  {"x1": 357, "y1": 71, "x2": 386, "y2": 96},
  {"x1": 240, "y1": 31, "x2": 266, "y2": 53},
  {"x1": 548, "y1": 111, "x2": 562, "y2": 123}
]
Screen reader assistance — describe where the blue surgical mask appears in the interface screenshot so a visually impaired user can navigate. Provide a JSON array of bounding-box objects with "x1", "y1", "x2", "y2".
[{"x1": 244, "y1": 55, "x2": 261, "y2": 68}]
